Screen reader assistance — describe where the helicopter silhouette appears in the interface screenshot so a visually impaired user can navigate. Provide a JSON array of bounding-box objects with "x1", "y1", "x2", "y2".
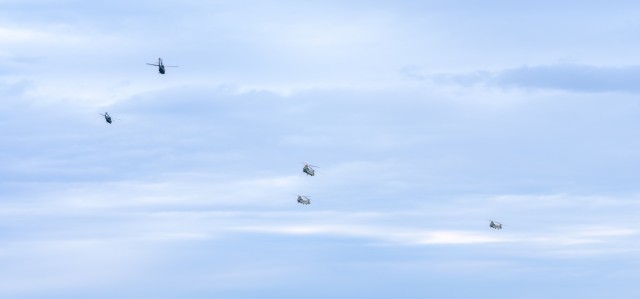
[
  {"x1": 302, "y1": 164, "x2": 318, "y2": 176},
  {"x1": 297, "y1": 195, "x2": 311, "y2": 205},
  {"x1": 489, "y1": 220, "x2": 503, "y2": 230},
  {"x1": 99, "y1": 112, "x2": 112, "y2": 124},
  {"x1": 146, "y1": 58, "x2": 178, "y2": 74}
]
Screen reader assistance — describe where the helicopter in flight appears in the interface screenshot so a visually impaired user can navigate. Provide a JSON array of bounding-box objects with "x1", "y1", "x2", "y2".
[
  {"x1": 302, "y1": 164, "x2": 318, "y2": 176},
  {"x1": 99, "y1": 112, "x2": 112, "y2": 124},
  {"x1": 489, "y1": 220, "x2": 503, "y2": 230},
  {"x1": 297, "y1": 195, "x2": 311, "y2": 205},
  {"x1": 146, "y1": 58, "x2": 178, "y2": 74}
]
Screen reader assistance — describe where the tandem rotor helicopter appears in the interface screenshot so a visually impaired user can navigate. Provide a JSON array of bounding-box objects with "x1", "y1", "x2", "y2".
[
  {"x1": 488, "y1": 220, "x2": 503, "y2": 230},
  {"x1": 302, "y1": 164, "x2": 318, "y2": 176},
  {"x1": 146, "y1": 58, "x2": 178, "y2": 74},
  {"x1": 297, "y1": 195, "x2": 311, "y2": 205}
]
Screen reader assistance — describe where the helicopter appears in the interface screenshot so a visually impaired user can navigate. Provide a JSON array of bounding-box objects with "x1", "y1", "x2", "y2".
[
  {"x1": 146, "y1": 58, "x2": 178, "y2": 74},
  {"x1": 302, "y1": 164, "x2": 318, "y2": 176},
  {"x1": 99, "y1": 112, "x2": 112, "y2": 124},
  {"x1": 489, "y1": 220, "x2": 503, "y2": 230},
  {"x1": 297, "y1": 195, "x2": 311, "y2": 205}
]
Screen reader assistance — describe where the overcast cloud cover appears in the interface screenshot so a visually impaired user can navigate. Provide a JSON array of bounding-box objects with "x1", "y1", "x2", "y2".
[{"x1": 2, "y1": 1, "x2": 640, "y2": 298}]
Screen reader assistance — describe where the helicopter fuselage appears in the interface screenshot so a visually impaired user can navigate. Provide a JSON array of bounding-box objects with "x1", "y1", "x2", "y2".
[
  {"x1": 303, "y1": 165, "x2": 315, "y2": 176},
  {"x1": 147, "y1": 58, "x2": 169, "y2": 74},
  {"x1": 100, "y1": 112, "x2": 112, "y2": 124},
  {"x1": 297, "y1": 196, "x2": 311, "y2": 205},
  {"x1": 489, "y1": 221, "x2": 502, "y2": 229}
]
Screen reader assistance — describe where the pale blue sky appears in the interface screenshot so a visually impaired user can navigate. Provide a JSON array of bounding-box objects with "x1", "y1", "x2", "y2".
[{"x1": 1, "y1": 1, "x2": 640, "y2": 298}]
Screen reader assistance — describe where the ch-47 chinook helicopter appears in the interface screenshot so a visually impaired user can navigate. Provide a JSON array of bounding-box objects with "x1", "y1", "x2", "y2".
[
  {"x1": 489, "y1": 220, "x2": 503, "y2": 230},
  {"x1": 146, "y1": 58, "x2": 178, "y2": 74},
  {"x1": 297, "y1": 195, "x2": 311, "y2": 205},
  {"x1": 302, "y1": 164, "x2": 318, "y2": 176},
  {"x1": 99, "y1": 112, "x2": 112, "y2": 124}
]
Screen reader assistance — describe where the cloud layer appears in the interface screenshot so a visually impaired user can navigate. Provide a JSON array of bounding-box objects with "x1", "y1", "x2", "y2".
[
  {"x1": 3, "y1": 1, "x2": 640, "y2": 298},
  {"x1": 428, "y1": 64, "x2": 640, "y2": 93}
]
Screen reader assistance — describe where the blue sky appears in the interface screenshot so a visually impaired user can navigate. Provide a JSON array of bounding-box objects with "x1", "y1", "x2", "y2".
[{"x1": 1, "y1": 1, "x2": 640, "y2": 298}]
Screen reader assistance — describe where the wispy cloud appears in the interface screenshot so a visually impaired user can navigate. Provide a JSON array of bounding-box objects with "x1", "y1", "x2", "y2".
[
  {"x1": 411, "y1": 64, "x2": 640, "y2": 93},
  {"x1": 4, "y1": 1, "x2": 640, "y2": 297},
  {"x1": 234, "y1": 224, "x2": 506, "y2": 245}
]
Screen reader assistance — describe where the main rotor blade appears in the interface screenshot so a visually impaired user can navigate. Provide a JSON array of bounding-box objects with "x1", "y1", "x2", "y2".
[
  {"x1": 165, "y1": 65, "x2": 179, "y2": 67},
  {"x1": 146, "y1": 63, "x2": 160, "y2": 66}
]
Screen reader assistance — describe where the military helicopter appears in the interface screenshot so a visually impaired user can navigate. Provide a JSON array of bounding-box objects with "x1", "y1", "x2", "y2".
[
  {"x1": 302, "y1": 164, "x2": 318, "y2": 176},
  {"x1": 146, "y1": 58, "x2": 178, "y2": 74},
  {"x1": 297, "y1": 195, "x2": 311, "y2": 205},
  {"x1": 99, "y1": 112, "x2": 112, "y2": 124},
  {"x1": 488, "y1": 220, "x2": 503, "y2": 230}
]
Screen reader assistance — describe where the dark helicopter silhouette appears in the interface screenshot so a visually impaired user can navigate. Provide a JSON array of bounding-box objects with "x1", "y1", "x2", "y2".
[
  {"x1": 297, "y1": 195, "x2": 311, "y2": 205},
  {"x1": 146, "y1": 58, "x2": 178, "y2": 74},
  {"x1": 489, "y1": 220, "x2": 503, "y2": 230},
  {"x1": 99, "y1": 112, "x2": 112, "y2": 124}
]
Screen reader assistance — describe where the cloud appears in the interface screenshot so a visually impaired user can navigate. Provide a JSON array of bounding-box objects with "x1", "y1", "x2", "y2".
[
  {"x1": 3, "y1": 1, "x2": 640, "y2": 298},
  {"x1": 0, "y1": 238, "x2": 149, "y2": 294},
  {"x1": 3, "y1": 83, "x2": 640, "y2": 210},
  {"x1": 235, "y1": 224, "x2": 508, "y2": 246},
  {"x1": 420, "y1": 64, "x2": 640, "y2": 93},
  {"x1": 0, "y1": 79, "x2": 31, "y2": 98}
]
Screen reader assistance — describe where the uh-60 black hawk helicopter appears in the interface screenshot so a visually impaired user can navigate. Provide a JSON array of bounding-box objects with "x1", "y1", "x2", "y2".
[
  {"x1": 297, "y1": 195, "x2": 311, "y2": 205},
  {"x1": 302, "y1": 164, "x2": 318, "y2": 176},
  {"x1": 146, "y1": 58, "x2": 178, "y2": 74},
  {"x1": 99, "y1": 112, "x2": 112, "y2": 124},
  {"x1": 99, "y1": 112, "x2": 121, "y2": 124}
]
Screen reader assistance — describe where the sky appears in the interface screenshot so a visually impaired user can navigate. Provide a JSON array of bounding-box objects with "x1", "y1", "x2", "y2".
[{"x1": 1, "y1": 1, "x2": 640, "y2": 298}]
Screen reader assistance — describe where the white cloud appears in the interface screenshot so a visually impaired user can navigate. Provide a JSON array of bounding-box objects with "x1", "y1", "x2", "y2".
[
  {"x1": 409, "y1": 64, "x2": 640, "y2": 94},
  {"x1": 0, "y1": 27, "x2": 57, "y2": 43},
  {"x1": 2, "y1": 1, "x2": 640, "y2": 297},
  {"x1": 0, "y1": 239, "x2": 149, "y2": 293},
  {"x1": 234, "y1": 224, "x2": 508, "y2": 245}
]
